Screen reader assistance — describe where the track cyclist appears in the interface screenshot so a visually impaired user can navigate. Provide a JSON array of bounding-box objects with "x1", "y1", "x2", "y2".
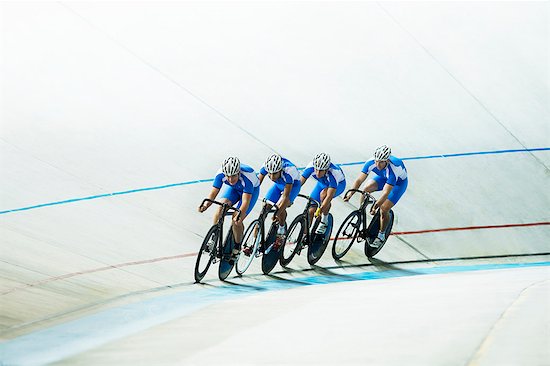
[
  {"x1": 343, "y1": 144, "x2": 408, "y2": 247},
  {"x1": 198, "y1": 157, "x2": 260, "y2": 261},
  {"x1": 256, "y1": 154, "x2": 302, "y2": 250},
  {"x1": 301, "y1": 153, "x2": 346, "y2": 235}
]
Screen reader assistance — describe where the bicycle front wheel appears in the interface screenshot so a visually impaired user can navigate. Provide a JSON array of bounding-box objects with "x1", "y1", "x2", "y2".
[
  {"x1": 332, "y1": 210, "x2": 361, "y2": 260},
  {"x1": 194, "y1": 225, "x2": 219, "y2": 282},
  {"x1": 236, "y1": 219, "x2": 261, "y2": 276},
  {"x1": 280, "y1": 215, "x2": 305, "y2": 267}
]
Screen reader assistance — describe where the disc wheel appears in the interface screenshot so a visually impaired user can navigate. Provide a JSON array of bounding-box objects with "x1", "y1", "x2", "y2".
[
  {"x1": 332, "y1": 211, "x2": 361, "y2": 260},
  {"x1": 261, "y1": 222, "x2": 281, "y2": 274},
  {"x1": 366, "y1": 210, "x2": 394, "y2": 258},
  {"x1": 307, "y1": 214, "x2": 333, "y2": 265},
  {"x1": 218, "y1": 229, "x2": 236, "y2": 281},
  {"x1": 279, "y1": 215, "x2": 304, "y2": 267},
  {"x1": 194, "y1": 225, "x2": 218, "y2": 283}
]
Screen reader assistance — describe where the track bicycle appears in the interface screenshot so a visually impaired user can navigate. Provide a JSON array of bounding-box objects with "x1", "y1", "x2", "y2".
[
  {"x1": 236, "y1": 199, "x2": 283, "y2": 275},
  {"x1": 194, "y1": 199, "x2": 241, "y2": 283},
  {"x1": 332, "y1": 189, "x2": 394, "y2": 260},
  {"x1": 279, "y1": 194, "x2": 334, "y2": 267}
]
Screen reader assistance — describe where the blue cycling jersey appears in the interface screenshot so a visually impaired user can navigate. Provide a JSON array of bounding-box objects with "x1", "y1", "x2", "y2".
[
  {"x1": 361, "y1": 156, "x2": 408, "y2": 186},
  {"x1": 259, "y1": 157, "x2": 300, "y2": 187},
  {"x1": 301, "y1": 162, "x2": 346, "y2": 189},
  {"x1": 213, "y1": 164, "x2": 260, "y2": 194}
]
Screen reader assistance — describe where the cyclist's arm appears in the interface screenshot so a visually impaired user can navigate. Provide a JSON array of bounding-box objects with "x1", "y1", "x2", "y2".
[
  {"x1": 346, "y1": 172, "x2": 368, "y2": 198},
  {"x1": 235, "y1": 192, "x2": 252, "y2": 222},
  {"x1": 278, "y1": 183, "x2": 292, "y2": 207},
  {"x1": 199, "y1": 187, "x2": 220, "y2": 212},
  {"x1": 258, "y1": 173, "x2": 266, "y2": 185}
]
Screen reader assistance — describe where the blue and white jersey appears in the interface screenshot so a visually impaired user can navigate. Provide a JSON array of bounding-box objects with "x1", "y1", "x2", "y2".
[
  {"x1": 301, "y1": 162, "x2": 346, "y2": 188},
  {"x1": 213, "y1": 164, "x2": 260, "y2": 194},
  {"x1": 361, "y1": 155, "x2": 408, "y2": 186},
  {"x1": 259, "y1": 157, "x2": 300, "y2": 186}
]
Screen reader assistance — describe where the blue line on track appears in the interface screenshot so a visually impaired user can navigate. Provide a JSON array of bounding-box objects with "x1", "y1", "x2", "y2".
[
  {"x1": 1, "y1": 261, "x2": 548, "y2": 365},
  {"x1": 1, "y1": 147, "x2": 548, "y2": 215}
]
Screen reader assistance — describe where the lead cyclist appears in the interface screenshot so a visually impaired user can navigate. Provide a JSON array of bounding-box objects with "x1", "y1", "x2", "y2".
[
  {"x1": 343, "y1": 145, "x2": 408, "y2": 247},
  {"x1": 198, "y1": 156, "x2": 260, "y2": 261}
]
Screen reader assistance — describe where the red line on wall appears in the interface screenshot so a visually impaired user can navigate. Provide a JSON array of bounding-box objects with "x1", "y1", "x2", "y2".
[
  {"x1": 3, "y1": 221, "x2": 548, "y2": 295},
  {"x1": 391, "y1": 222, "x2": 550, "y2": 236}
]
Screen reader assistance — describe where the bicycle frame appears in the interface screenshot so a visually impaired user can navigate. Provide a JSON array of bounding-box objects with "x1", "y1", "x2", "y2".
[
  {"x1": 200, "y1": 198, "x2": 241, "y2": 261},
  {"x1": 295, "y1": 193, "x2": 322, "y2": 252},
  {"x1": 346, "y1": 189, "x2": 376, "y2": 240}
]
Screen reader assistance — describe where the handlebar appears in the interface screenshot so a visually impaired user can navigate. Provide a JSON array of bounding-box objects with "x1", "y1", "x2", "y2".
[
  {"x1": 297, "y1": 194, "x2": 321, "y2": 209},
  {"x1": 261, "y1": 198, "x2": 280, "y2": 218},
  {"x1": 200, "y1": 198, "x2": 241, "y2": 220},
  {"x1": 344, "y1": 189, "x2": 376, "y2": 209}
]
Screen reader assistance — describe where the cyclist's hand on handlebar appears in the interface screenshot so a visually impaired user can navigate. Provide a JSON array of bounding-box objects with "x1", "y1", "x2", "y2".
[
  {"x1": 370, "y1": 203, "x2": 378, "y2": 215},
  {"x1": 314, "y1": 207, "x2": 322, "y2": 217},
  {"x1": 198, "y1": 201, "x2": 211, "y2": 212},
  {"x1": 233, "y1": 213, "x2": 243, "y2": 225},
  {"x1": 343, "y1": 192, "x2": 352, "y2": 202}
]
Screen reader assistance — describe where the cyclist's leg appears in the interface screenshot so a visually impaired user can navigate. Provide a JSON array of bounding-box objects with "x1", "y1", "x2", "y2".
[
  {"x1": 215, "y1": 186, "x2": 239, "y2": 223},
  {"x1": 309, "y1": 182, "x2": 325, "y2": 225},
  {"x1": 277, "y1": 181, "x2": 301, "y2": 226},
  {"x1": 361, "y1": 175, "x2": 385, "y2": 205},
  {"x1": 265, "y1": 184, "x2": 282, "y2": 218},
  {"x1": 233, "y1": 186, "x2": 260, "y2": 245},
  {"x1": 380, "y1": 179, "x2": 407, "y2": 232}
]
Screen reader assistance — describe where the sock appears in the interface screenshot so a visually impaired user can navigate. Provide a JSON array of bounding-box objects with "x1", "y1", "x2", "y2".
[
  {"x1": 321, "y1": 214, "x2": 328, "y2": 224},
  {"x1": 277, "y1": 224, "x2": 285, "y2": 234},
  {"x1": 377, "y1": 232, "x2": 385, "y2": 240}
]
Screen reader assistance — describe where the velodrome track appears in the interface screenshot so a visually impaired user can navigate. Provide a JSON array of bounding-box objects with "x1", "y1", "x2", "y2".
[{"x1": 1, "y1": 2, "x2": 549, "y2": 365}]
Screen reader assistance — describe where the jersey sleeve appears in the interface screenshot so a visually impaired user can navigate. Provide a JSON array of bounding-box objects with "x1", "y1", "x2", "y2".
[
  {"x1": 326, "y1": 171, "x2": 338, "y2": 188},
  {"x1": 301, "y1": 164, "x2": 314, "y2": 179},
  {"x1": 361, "y1": 160, "x2": 375, "y2": 174},
  {"x1": 259, "y1": 166, "x2": 268, "y2": 176},
  {"x1": 212, "y1": 172, "x2": 224, "y2": 189},
  {"x1": 386, "y1": 167, "x2": 397, "y2": 186},
  {"x1": 282, "y1": 171, "x2": 293, "y2": 185}
]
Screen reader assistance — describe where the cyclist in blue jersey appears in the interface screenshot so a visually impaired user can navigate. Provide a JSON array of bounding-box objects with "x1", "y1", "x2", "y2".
[
  {"x1": 254, "y1": 154, "x2": 302, "y2": 249},
  {"x1": 198, "y1": 157, "x2": 260, "y2": 260},
  {"x1": 301, "y1": 153, "x2": 346, "y2": 235},
  {"x1": 344, "y1": 145, "x2": 408, "y2": 247}
]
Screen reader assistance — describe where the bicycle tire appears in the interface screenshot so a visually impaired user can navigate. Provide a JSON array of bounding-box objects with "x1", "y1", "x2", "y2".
[
  {"x1": 236, "y1": 219, "x2": 261, "y2": 276},
  {"x1": 279, "y1": 215, "x2": 305, "y2": 267},
  {"x1": 261, "y1": 222, "x2": 280, "y2": 274},
  {"x1": 194, "y1": 225, "x2": 218, "y2": 283},
  {"x1": 219, "y1": 228, "x2": 236, "y2": 281},
  {"x1": 307, "y1": 214, "x2": 333, "y2": 265},
  {"x1": 332, "y1": 210, "x2": 361, "y2": 260},
  {"x1": 366, "y1": 210, "x2": 394, "y2": 258}
]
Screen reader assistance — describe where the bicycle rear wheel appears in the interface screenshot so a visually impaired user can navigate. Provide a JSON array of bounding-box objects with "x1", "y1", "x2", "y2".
[
  {"x1": 332, "y1": 210, "x2": 361, "y2": 260},
  {"x1": 307, "y1": 214, "x2": 333, "y2": 265},
  {"x1": 279, "y1": 215, "x2": 305, "y2": 267},
  {"x1": 261, "y1": 222, "x2": 280, "y2": 274},
  {"x1": 194, "y1": 225, "x2": 218, "y2": 283},
  {"x1": 236, "y1": 219, "x2": 261, "y2": 276},
  {"x1": 219, "y1": 229, "x2": 236, "y2": 281},
  {"x1": 366, "y1": 210, "x2": 394, "y2": 258}
]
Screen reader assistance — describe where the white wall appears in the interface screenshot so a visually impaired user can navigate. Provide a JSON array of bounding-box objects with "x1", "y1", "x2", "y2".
[{"x1": 1, "y1": 1, "x2": 549, "y2": 337}]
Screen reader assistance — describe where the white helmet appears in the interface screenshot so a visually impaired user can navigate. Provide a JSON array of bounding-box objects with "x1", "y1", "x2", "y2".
[
  {"x1": 313, "y1": 153, "x2": 331, "y2": 170},
  {"x1": 265, "y1": 154, "x2": 283, "y2": 174},
  {"x1": 221, "y1": 156, "x2": 240, "y2": 176},
  {"x1": 373, "y1": 145, "x2": 391, "y2": 161}
]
